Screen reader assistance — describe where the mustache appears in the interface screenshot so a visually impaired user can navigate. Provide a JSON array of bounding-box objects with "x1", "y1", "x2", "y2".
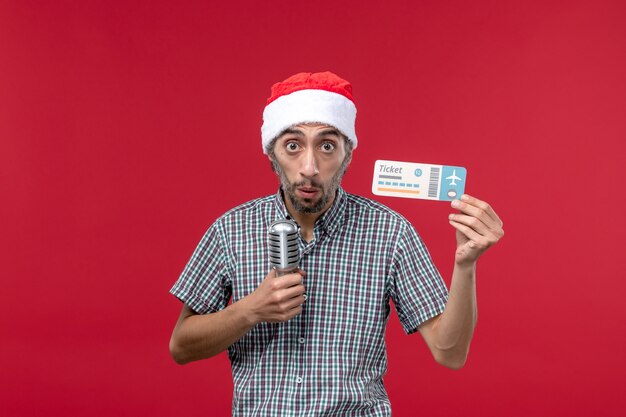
[{"x1": 292, "y1": 180, "x2": 323, "y2": 189}]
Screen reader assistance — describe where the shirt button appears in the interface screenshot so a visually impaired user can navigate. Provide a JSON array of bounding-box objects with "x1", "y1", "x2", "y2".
[
  {"x1": 298, "y1": 337, "x2": 305, "y2": 344},
  {"x1": 303, "y1": 294, "x2": 308, "y2": 301},
  {"x1": 296, "y1": 377, "x2": 303, "y2": 384}
]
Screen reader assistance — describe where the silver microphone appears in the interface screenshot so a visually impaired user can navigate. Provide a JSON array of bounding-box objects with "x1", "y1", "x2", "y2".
[{"x1": 268, "y1": 219, "x2": 300, "y2": 276}]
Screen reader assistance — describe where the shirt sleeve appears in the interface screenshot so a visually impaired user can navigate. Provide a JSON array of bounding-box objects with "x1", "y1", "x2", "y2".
[
  {"x1": 389, "y1": 221, "x2": 449, "y2": 334},
  {"x1": 170, "y1": 220, "x2": 232, "y2": 314}
]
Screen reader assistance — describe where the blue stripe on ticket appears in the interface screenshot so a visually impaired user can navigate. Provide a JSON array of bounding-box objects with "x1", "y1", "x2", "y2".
[{"x1": 372, "y1": 160, "x2": 467, "y2": 201}]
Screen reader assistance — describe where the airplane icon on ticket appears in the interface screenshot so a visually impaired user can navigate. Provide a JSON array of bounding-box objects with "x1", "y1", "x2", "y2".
[{"x1": 446, "y1": 170, "x2": 462, "y2": 186}]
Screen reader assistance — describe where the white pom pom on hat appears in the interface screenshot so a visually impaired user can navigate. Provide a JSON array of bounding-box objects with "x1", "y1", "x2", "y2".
[{"x1": 261, "y1": 71, "x2": 358, "y2": 154}]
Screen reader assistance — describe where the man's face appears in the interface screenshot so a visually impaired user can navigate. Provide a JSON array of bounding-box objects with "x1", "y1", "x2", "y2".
[{"x1": 269, "y1": 123, "x2": 352, "y2": 215}]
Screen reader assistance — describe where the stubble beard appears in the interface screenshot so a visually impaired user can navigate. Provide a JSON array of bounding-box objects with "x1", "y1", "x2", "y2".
[{"x1": 271, "y1": 157, "x2": 351, "y2": 214}]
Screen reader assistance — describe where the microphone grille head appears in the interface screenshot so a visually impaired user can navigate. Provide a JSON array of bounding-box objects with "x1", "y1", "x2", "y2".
[{"x1": 268, "y1": 219, "x2": 300, "y2": 273}]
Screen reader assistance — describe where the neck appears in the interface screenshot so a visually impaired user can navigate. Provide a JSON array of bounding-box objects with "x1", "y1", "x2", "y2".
[{"x1": 284, "y1": 192, "x2": 336, "y2": 243}]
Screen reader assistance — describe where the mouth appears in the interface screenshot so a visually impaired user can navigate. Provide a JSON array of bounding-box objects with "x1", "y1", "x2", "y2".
[{"x1": 296, "y1": 186, "x2": 320, "y2": 199}]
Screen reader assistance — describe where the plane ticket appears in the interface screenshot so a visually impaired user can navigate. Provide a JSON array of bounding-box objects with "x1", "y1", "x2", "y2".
[{"x1": 372, "y1": 160, "x2": 467, "y2": 201}]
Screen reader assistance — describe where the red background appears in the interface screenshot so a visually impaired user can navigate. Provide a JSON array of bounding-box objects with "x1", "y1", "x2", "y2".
[{"x1": 1, "y1": 1, "x2": 625, "y2": 416}]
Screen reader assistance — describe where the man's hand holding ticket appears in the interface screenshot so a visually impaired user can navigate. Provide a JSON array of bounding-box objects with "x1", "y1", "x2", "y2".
[{"x1": 371, "y1": 159, "x2": 503, "y2": 265}]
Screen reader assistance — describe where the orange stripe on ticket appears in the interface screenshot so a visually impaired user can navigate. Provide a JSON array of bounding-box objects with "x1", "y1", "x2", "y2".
[{"x1": 377, "y1": 187, "x2": 420, "y2": 195}]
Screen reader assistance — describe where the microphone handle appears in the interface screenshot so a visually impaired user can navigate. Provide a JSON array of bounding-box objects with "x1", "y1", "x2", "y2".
[{"x1": 275, "y1": 266, "x2": 297, "y2": 277}]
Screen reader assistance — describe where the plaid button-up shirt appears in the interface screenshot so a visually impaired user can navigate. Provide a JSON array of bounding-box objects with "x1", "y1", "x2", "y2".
[{"x1": 171, "y1": 187, "x2": 448, "y2": 416}]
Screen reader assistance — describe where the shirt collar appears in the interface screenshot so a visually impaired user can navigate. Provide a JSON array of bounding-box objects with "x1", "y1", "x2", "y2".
[
  {"x1": 272, "y1": 187, "x2": 347, "y2": 237},
  {"x1": 273, "y1": 188, "x2": 291, "y2": 220}
]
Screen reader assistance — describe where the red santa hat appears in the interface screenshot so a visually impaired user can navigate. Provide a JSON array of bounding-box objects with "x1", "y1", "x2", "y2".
[{"x1": 261, "y1": 71, "x2": 358, "y2": 154}]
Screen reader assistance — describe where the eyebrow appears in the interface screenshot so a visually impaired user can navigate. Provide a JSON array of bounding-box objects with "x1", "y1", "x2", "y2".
[
  {"x1": 316, "y1": 128, "x2": 341, "y2": 139},
  {"x1": 280, "y1": 127, "x2": 341, "y2": 139}
]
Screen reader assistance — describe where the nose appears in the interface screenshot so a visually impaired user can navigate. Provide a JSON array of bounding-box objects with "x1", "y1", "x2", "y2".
[{"x1": 299, "y1": 148, "x2": 319, "y2": 178}]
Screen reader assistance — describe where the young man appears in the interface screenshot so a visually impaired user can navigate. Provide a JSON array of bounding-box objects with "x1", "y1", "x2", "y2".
[{"x1": 169, "y1": 72, "x2": 504, "y2": 416}]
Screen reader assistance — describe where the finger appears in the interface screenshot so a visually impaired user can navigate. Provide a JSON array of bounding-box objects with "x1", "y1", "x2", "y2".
[
  {"x1": 283, "y1": 270, "x2": 306, "y2": 282},
  {"x1": 284, "y1": 304, "x2": 303, "y2": 320},
  {"x1": 282, "y1": 294, "x2": 306, "y2": 310},
  {"x1": 273, "y1": 295, "x2": 305, "y2": 320},
  {"x1": 279, "y1": 284, "x2": 306, "y2": 300},
  {"x1": 448, "y1": 213, "x2": 494, "y2": 238},
  {"x1": 454, "y1": 194, "x2": 503, "y2": 228},
  {"x1": 449, "y1": 219, "x2": 497, "y2": 250},
  {"x1": 452, "y1": 195, "x2": 498, "y2": 228},
  {"x1": 272, "y1": 271, "x2": 305, "y2": 288},
  {"x1": 450, "y1": 201, "x2": 499, "y2": 231},
  {"x1": 270, "y1": 303, "x2": 303, "y2": 322},
  {"x1": 465, "y1": 194, "x2": 503, "y2": 226}
]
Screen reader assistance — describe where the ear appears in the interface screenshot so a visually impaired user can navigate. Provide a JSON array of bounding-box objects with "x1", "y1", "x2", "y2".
[
  {"x1": 344, "y1": 151, "x2": 352, "y2": 165},
  {"x1": 268, "y1": 153, "x2": 280, "y2": 174},
  {"x1": 343, "y1": 147, "x2": 353, "y2": 166}
]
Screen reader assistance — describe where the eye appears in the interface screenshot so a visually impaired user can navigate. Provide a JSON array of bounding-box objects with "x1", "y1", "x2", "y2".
[
  {"x1": 320, "y1": 142, "x2": 336, "y2": 152},
  {"x1": 285, "y1": 142, "x2": 300, "y2": 152}
]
